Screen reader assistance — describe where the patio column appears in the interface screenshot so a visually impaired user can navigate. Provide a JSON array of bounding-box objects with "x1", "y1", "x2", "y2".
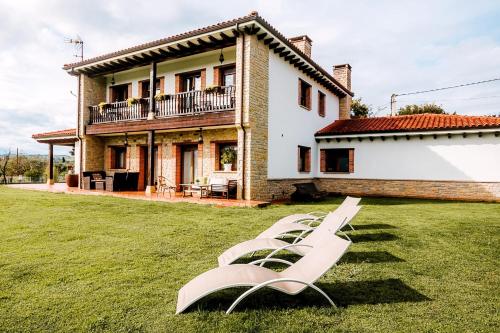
[
  {"x1": 47, "y1": 143, "x2": 54, "y2": 185},
  {"x1": 145, "y1": 130, "x2": 156, "y2": 195},
  {"x1": 147, "y1": 62, "x2": 157, "y2": 120}
]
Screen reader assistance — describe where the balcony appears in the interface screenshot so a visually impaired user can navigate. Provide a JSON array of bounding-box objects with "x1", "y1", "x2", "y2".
[{"x1": 88, "y1": 86, "x2": 236, "y2": 125}]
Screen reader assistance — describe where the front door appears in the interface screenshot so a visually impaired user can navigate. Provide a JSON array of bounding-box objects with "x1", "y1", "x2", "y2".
[
  {"x1": 181, "y1": 145, "x2": 198, "y2": 184},
  {"x1": 139, "y1": 146, "x2": 158, "y2": 190}
]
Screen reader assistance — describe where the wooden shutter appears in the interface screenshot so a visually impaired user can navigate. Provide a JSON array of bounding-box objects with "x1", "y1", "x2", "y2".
[
  {"x1": 213, "y1": 66, "x2": 221, "y2": 85},
  {"x1": 305, "y1": 148, "x2": 311, "y2": 172},
  {"x1": 297, "y1": 146, "x2": 301, "y2": 172},
  {"x1": 127, "y1": 83, "x2": 132, "y2": 99},
  {"x1": 306, "y1": 85, "x2": 311, "y2": 109},
  {"x1": 175, "y1": 74, "x2": 181, "y2": 93},
  {"x1": 320, "y1": 149, "x2": 326, "y2": 172},
  {"x1": 298, "y1": 79, "x2": 302, "y2": 106},
  {"x1": 108, "y1": 147, "x2": 116, "y2": 169},
  {"x1": 200, "y1": 68, "x2": 206, "y2": 90},
  {"x1": 348, "y1": 149, "x2": 355, "y2": 173},
  {"x1": 159, "y1": 76, "x2": 165, "y2": 93},
  {"x1": 108, "y1": 87, "x2": 114, "y2": 103}
]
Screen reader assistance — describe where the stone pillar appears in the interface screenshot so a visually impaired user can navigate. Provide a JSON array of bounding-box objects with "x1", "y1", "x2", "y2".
[
  {"x1": 47, "y1": 143, "x2": 54, "y2": 185},
  {"x1": 145, "y1": 130, "x2": 156, "y2": 195},
  {"x1": 235, "y1": 33, "x2": 270, "y2": 201}
]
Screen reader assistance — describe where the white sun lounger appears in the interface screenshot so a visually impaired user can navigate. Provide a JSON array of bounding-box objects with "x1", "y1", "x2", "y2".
[
  {"x1": 176, "y1": 233, "x2": 351, "y2": 314},
  {"x1": 274, "y1": 196, "x2": 361, "y2": 227},
  {"x1": 218, "y1": 205, "x2": 361, "y2": 266}
]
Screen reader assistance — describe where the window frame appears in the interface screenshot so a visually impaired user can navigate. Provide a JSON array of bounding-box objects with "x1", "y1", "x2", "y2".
[
  {"x1": 298, "y1": 78, "x2": 312, "y2": 110},
  {"x1": 139, "y1": 77, "x2": 163, "y2": 98},
  {"x1": 110, "y1": 146, "x2": 127, "y2": 170},
  {"x1": 318, "y1": 90, "x2": 326, "y2": 117},
  {"x1": 211, "y1": 140, "x2": 238, "y2": 172},
  {"x1": 320, "y1": 148, "x2": 354, "y2": 174},
  {"x1": 297, "y1": 145, "x2": 311, "y2": 173}
]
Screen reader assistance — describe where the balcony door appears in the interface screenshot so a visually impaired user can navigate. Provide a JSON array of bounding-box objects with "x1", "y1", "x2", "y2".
[
  {"x1": 110, "y1": 84, "x2": 130, "y2": 102},
  {"x1": 181, "y1": 145, "x2": 198, "y2": 184},
  {"x1": 182, "y1": 72, "x2": 201, "y2": 92}
]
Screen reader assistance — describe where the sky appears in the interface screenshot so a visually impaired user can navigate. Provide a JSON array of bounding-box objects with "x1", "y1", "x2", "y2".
[{"x1": 0, "y1": 0, "x2": 499, "y2": 154}]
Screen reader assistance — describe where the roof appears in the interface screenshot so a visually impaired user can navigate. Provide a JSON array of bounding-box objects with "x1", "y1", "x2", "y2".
[
  {"x1": 61, "y1": 11, "x2": 353, "y2": 97},
  {"x1": 32, "y1": 128, "x2": 76, "y2": 139},
  {"x1": 316, "y1": 114, "x2": 500, "y2": 136}
]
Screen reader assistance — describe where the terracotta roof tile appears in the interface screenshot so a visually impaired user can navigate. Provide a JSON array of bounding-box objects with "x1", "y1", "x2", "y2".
[
  {"x1": 316, "y1": 114, "x2": 500, "y2": 136},
  {"x1": 32, "y1": 128, "x2": 76, "y2": 139}
]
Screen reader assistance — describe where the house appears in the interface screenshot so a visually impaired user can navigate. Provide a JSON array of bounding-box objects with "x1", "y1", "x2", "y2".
[{"x1": 32, "y1": 11, "x2": 500, "y2": 202}]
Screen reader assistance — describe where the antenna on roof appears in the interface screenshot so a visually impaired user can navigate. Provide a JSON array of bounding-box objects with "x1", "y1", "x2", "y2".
[{"x1": 64, "y1": 35, "x2": 84, "y2": 61}]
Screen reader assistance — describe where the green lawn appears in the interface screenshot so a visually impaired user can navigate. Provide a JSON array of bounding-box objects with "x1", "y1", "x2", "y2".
[{"x1": 0, "y1": 187, "x2": 499, "y2": 332}]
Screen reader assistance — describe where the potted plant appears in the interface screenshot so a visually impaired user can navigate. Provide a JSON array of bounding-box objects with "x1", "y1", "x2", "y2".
[
  {"x1": 220, "y1": 147, "x2": 237, "y2": 172},
  {"x1": 127, "y1": 97, "x2": 139, "y2": 107},
  {"x1": 204, "y1": 85, "x2": 221, "y2": 94},
  {"x1": 98, "y1": 102, "x2": 110, "y2": 114},
  {"x1": 154, "y1": 93, "x2": 165, "y2": 101}
]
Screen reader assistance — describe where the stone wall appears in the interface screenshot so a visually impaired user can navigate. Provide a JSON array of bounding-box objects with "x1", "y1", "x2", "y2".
[
  {"x1": 317, "y1": 178, "x2": 500, "y2": 203},
  {"x1": 267, "y1": 178, "x2": 315, "y2": 201},
  {"x1": 235, "y1": 33, "x2": 270, "y2": 200}
]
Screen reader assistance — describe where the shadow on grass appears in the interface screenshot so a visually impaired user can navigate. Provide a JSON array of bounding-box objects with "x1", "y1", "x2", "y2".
[
  {"x1": 341, "y1": 251, "x2": 405, "y2": 264},
  {"x1": 349, "y1": 232, "x2": 399, "y2": 243},
  {"x1": 185, "y1": 279, "x2": 430, "y2": 313},
  {"x1": 352, "y1": 223, "x2": 397, "y2": 230}
]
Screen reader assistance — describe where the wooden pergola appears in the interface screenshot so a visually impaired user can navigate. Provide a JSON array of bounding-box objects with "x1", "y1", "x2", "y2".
[{"x1": 32, "y1": 129, "x2": 78, "y2": 185}]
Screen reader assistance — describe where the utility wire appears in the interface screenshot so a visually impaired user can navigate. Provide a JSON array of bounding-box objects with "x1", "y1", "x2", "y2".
[{"x1": 395, "y1": 78, "x2": 500, "y2": 97}]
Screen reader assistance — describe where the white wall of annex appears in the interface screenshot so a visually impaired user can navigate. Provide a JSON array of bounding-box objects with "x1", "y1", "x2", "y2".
[
  {"x1": 267, "y1": 50, "x2": 340, "y2": 179},
  {"x1": 318, "y1": 133, "x2": 500, "y2": 182}
]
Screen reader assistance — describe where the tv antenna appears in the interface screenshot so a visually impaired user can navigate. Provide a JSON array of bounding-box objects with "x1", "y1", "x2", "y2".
[{"x1": 64, "y1": 35, "x2": 84, "y2": 61}]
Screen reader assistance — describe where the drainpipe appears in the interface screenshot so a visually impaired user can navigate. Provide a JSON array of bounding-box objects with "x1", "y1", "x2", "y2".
[
  {"x1": 76, "y1": 73, "x2": 83, "y2": 189},
  {"x1": 235, "y1": 23, "x2": 247, "y2": 200}
]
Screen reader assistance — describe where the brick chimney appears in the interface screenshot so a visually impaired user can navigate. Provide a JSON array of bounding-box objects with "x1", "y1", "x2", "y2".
[
  {"x1": 333, "y1": 64, "x2": 352, "y2": 120},
  {"x1": 333, "y1": 64, "x2": 352, "y2": 91},
  {"x1": 288, "y1": 35, "x2": 312, "y2": 58}
]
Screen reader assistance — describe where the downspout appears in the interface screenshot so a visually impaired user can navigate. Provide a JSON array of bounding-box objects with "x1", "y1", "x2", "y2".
[
  {"x1": 76, "y1": 72, "x2": 83, "y2": 189},
  {"x1": 235, "y1": 23, "x2": 246, "y2": 200}
]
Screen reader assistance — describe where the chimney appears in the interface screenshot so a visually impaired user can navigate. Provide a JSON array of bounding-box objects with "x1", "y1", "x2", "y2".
[
  {"x1": 333, "y1": 64, "x2": 352, "y2": 91},
  {"x1": 288, "y1": 35, "x2": 312, "y2": 58}
]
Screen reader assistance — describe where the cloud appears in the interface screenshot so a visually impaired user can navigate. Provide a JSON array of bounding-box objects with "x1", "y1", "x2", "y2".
[{"x1": 0, "y1": 0, "x2": 499, "y2": 153}]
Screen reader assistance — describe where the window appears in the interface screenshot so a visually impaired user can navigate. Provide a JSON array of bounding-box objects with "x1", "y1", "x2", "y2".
[
  {"x1": 320, "y1": 149, "x2": 354, "y2": 173},
  {"x1": 221, "y1": 65, "x2": 236, "y2": 86},
  {"x1": 298, "y1": 146, "x2": 311, "y2": 172},
  {"x1": 212, "y1": 141, "x2": 237, "y2": 171},
  {"x1": 298, "y1": 79, "x2": 311, "y2": 109},
  {"x1": 111, "y1": 147, "x2": 127, "y2": 169},
  {"x1": 318, "y1": 91, "x2": 326, "y2": 117},
  {"x1": 182, "y1": 72, "x2": 201, "y2": 92},
  {"x1": 110, "y1": 84, "x2": 129, "y2": 102},
  {"x1": 139, "y1": 78, "x2": 162, "y2": 98}
]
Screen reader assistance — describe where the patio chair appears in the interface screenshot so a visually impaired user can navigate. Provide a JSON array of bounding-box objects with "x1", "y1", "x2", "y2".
[
  {"x1": 218, "y1": 205, "x2": 361, "y2": 266},
  {"x1": 208, "y1": 177, "x2": 237, "y2": 199},
  {"x1": 157, "y1": 176, "x2": 176, "y2": 198},
  {"x1": 176, "y1": 232, "x2": 351, "y2": 314}
]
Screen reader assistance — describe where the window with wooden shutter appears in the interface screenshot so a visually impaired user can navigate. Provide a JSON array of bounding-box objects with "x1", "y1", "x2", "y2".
[
  {"x1": 322, "y1": 148, "x2": 354, "y2": 173},
  {"x1": 298, "y1": 78, "x2": 312, "y2": 110},
  {"x1": 298, "y1": 146, "x2": 311, "y2": 173},
  {"x1": 318, "y1": 91, "x2": 326, "y2": 117}
]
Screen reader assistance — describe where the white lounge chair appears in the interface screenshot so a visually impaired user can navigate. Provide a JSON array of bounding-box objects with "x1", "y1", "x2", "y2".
[
  {"x1": 218, "y1": 205, "x2": 361, "y2": 266},
  {"x1": 176, "y1": 233, "x2": 351, "y2": 314},
  {"x1": 273, "y1": 196, "x2": 361, "y2": 227}
]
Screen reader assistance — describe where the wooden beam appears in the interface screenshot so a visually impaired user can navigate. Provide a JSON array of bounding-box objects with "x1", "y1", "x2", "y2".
[
  {"x1": 167, "y1": 46, "x2": 180, "y2": 53},
  {"x1": 269, "y1": 42, "x2": 279, "y2": 50},
  {"x1": 208, "y1": 35, "x2": 221, "y2": 43},
  {"x1": 284, "y1": 54, "x2": 295, "y2": 62},
  {"x1": 264, "y1": 37, "x2": 274, "y2": 45},
  {"x1": 186, "y1": 41, "x2": 199, "y2": 48},
  {"x1": 219, "y1": 32, "x2": 232, "y2": 41},
  {"x1": 196, "y1": 38, "x2": 210, "y2": 46},
  {"x1": 290, "y1": 58, "x2": 300, "y2": 65},
  {"x1": 176, "y1": 43, "x2": 188, "y2": 51},
  {"x1": 257, "y1": 32, "x2": 267, "y2": 40},
  {"x1": 279, "y1": 51, "x2": 290, "y2": 58},
  {"x1": 231, "y1": 29, "x2": 240, "y2": 37},
  {"x1": 274, "y1": 46, "x2": 285, "y2": 54}
]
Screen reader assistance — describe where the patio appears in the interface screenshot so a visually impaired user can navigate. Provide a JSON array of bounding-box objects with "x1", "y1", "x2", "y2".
[{"x1": 6, "y1": 183, "x2": 269, "y2": 207}]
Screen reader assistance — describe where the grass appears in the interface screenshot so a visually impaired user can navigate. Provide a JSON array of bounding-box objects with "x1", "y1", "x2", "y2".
[{"x1": 0, "y1": 187, "x2": 499, "y2": 332}]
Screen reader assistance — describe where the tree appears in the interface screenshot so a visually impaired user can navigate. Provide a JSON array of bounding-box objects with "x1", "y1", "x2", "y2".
[
  {"x1": 397, "y1": 103, "x2": 447, "y2": 115},
  {"x1": 0, "y1": 150, "x2": 10, "y2": 184},
  {"x1": 351, "y1": 98, "x2": 373, "y2": 118}
]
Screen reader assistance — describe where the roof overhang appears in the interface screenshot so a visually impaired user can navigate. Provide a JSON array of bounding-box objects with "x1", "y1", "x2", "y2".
[
  {"x1": 62, "y1": 13, "x2": 352, "y2": 97},
  {"x1": 32, "y1": 129, "x2": 78, "y2": 146},
  {"x1": 315, "y1": 128, "x2": 500, "y2": 141}
]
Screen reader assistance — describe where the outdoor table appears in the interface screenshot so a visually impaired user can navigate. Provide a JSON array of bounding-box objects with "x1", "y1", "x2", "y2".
[{"x1": 180, "y1": 183, "x2": 209, "y2": 198}]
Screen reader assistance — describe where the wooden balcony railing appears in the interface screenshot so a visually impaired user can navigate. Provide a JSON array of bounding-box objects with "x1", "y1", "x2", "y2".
[{"x1": 89, "y1": 85, "x2": 236, "y2": 124}]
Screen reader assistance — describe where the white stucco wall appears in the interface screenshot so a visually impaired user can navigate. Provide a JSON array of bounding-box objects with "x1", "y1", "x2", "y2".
[
  {"x1": 104, "y1": 48, "x2": 236, "y2": 100},
  {"x1": 318, "y1": 133, "x2": 500, "y2": 182},
  {"x1": 267, "y1": 50, "x2": 340, "y2": 179}
]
